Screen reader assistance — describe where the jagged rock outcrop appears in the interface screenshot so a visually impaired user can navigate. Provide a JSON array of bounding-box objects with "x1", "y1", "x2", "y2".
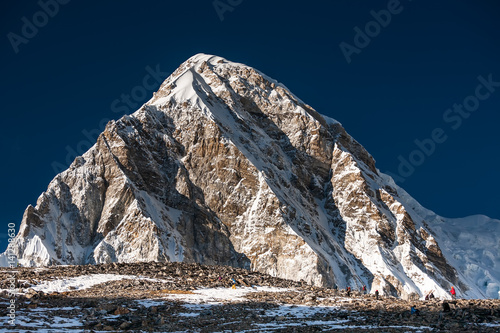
[{"x1": 2, "y1": 54, "x2": 499, "y2": 299}]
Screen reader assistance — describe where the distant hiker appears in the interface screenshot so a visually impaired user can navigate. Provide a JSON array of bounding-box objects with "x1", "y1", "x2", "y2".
[
  {"x1": 410, "y1": 305, "x2": 420, "y2": 316},
  {"x1": 347, "y1": 287, "x2": 351, "y2": 297},
  {"x1": 375, "y1": 290, "x2": 379, "y2": 300},
  {"x1": 442, "y1": 301, "x2": 451, "y2": 312},
  {"x1": 425, "y1": 294, "x2": 429, "y2": 301},
  {"x1": 362, "y1": 285, "x2": 367, "y2": 294},
  {"x1": 429, "y1": 292, "x2": 435, "y2": 299},
  {"x1": 450, "y1": 286, "x2": 456, "y2": 299}
]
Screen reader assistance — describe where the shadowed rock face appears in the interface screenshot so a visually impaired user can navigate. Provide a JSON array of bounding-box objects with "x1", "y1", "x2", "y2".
[{"x1": 4, "y1": 54, "x2": 499, "y2": 299}]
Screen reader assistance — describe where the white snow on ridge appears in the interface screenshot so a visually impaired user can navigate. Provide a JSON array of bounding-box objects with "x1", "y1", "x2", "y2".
[
  {"x1": 169, "y1": 53, "x2": 343, "y2": 127},
  {"x1": 432, "y1": 215, "x2": 500, "y2": 299},
  {"x1": 380, "y1": 172, "x2": 500, "y2": 299},
  {"x1": 322, "y1": 114, "x2": 341, "y2": 126}
]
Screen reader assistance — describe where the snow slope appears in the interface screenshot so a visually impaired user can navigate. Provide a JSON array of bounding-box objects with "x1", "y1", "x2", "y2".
[{"x1": 381, "y1": 174, "x2": 500, "y2": 299}]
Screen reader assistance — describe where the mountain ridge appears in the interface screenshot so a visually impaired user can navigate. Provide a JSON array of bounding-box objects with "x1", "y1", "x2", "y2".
[{"x1": 2, "y1": 54, "x2": 499, "y2": 300}]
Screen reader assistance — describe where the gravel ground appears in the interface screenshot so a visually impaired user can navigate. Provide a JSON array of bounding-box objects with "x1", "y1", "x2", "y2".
[{"x1": 1, "y1": 262, "x2": 499, "y2": 332}]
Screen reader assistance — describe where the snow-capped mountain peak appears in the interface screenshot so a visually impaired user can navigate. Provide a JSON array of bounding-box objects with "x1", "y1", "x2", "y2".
[{"x1": 2, "y1": 54, "x2": 499, "y2": 300}]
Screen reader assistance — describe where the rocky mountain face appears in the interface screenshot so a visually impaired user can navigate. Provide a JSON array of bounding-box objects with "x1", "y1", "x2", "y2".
[{"x1": 3, "y1": 54, "x2": 499, "y2": 299}]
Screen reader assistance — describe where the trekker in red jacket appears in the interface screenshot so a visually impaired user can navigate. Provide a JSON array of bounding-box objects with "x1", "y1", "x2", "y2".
[{"x1": 450, "y1": 286, "x2": 456, "y2": 299}]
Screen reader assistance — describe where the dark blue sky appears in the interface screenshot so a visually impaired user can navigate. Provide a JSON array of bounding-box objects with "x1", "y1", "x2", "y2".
[{"x1": 1, "y1": 0, "x2": 499, "y2": 252}]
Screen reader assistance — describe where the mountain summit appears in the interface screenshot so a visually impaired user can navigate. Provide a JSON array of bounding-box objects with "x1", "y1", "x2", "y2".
[{"x1": 3, "y1": 54, "x2": 499, "y2": 299}]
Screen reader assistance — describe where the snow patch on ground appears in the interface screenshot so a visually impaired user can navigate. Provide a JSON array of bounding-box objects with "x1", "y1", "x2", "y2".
[
  {"x1": 26, "y1": 274, "x2": 172, "y2": 294},
  {"x1": 164, "y1": 286, "x2": 293, "y2": 304}
]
